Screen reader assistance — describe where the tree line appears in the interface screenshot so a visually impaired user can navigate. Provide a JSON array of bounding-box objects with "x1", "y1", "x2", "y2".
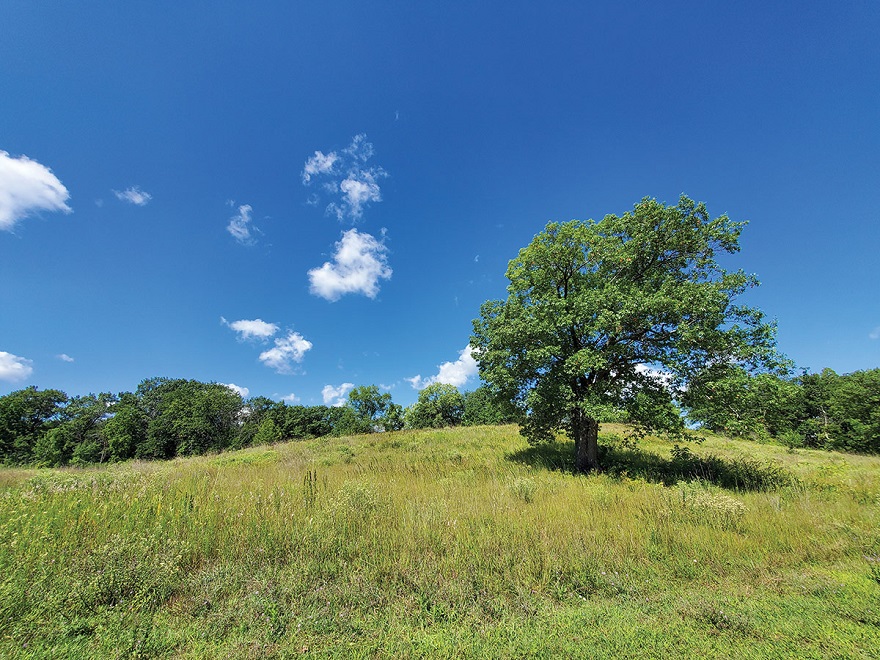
[
  {"x1": 0, "y1": 379, "x2": 513, "y2": 467},
  {"x1": 684, "y1": 367, "x2": 880, "y2": 453}
]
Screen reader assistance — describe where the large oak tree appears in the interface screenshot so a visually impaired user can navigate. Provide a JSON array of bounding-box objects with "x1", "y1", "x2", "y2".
[{"x1": 472, "y1": 196, "x2": 781, "y2": 472}]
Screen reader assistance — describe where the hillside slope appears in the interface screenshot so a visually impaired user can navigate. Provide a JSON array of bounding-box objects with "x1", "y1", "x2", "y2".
[{"x1": 1, "y1": 425, "x2": 878, "y2": 658}]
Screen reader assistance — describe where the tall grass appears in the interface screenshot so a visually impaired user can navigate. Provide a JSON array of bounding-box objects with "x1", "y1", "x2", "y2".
[{"x1": 1, "y1": 425, "x2": 878, "y2": 658}]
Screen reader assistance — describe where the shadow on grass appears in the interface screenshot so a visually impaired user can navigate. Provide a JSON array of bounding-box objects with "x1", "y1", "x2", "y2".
[{"x1": 507, "y1": 438, "x2": 794, "y2": 492}]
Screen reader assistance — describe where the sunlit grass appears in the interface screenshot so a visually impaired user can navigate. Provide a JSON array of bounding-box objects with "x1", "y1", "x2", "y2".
[{"x1": 1, "y1": 425, "x2": 878, "y2": 658}]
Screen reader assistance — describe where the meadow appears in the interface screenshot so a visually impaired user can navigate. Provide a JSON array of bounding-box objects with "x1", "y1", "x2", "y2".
[{"x1": 1, "y1": 424, "x2": 878, "y2": 658}]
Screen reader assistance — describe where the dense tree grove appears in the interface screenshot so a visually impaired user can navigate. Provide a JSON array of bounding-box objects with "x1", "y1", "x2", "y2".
[
  {"x1": 0, "y1": 378, "x2": 511, "y2": 467},
  {"x1": 685, "y1": 367, "x2": 880, "y2": 453},
  {"x1": 1, "y1": 364, "x2": 875, "y2": 469}
]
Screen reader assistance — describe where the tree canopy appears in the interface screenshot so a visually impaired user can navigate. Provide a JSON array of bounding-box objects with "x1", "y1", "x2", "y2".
[
  {"x1": 405, "y1": 383, "x2": 465, "y2": 429},
  {"x1": 472, "y1": 195, "x2": 782, "y2": 472}
]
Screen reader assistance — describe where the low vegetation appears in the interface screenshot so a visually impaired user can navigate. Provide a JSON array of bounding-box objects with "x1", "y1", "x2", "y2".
[{"x1": 1, "y1": 424, "x2": 878, "y2": 658}]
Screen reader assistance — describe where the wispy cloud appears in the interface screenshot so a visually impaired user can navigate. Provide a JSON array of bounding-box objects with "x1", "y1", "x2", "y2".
[
  {"x1": 408, "y1": 345, "x2": 478, "y2": 390},
  {"x1": 57, "y1": 353, "x2": 75, "y2": 363},
  {"x1": 280, "y1": 392, "x2": 300, "y2": 404},
  {"x1": 0, "y1": 150, "x2": 71, "y2": 231},
  {"x1": 222, "y1": 383, "x2": 250, "y2": 398},
  {"x1": 308, "y1": 228, "x2": 392, "y2": 301},
  {"x1": 259, "y1": 331, "x2": 313, "y2": 374},
  {"x1": 322, "y1": 383, "x2": 354, "y2": 407},
  {"x1": 302, "y1": 151, "x2": 339, "y2": 184},
  {"x1": 221, "y1": 316, "x2": 279, "y2": 341},
  {"x1": 113, "y1": 186, "x2": 152, "y2": 206},
  {"x1": 226, "y1": 204, "x2": 259, "y2": 245},
  {"x1": 870, "y1": 326, "x2": 880, "y2": 340},
  {"x1": 0, "y1": 351, "x2": 34, "y2": 382},
  {"x1": 328, "y1": 170, "x2": 384, "y2": 221},
  {"x1": 301, "y1": 134, "x2": 387, "y2": 221}
]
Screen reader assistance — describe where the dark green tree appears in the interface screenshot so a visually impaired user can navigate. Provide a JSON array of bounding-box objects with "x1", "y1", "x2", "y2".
[
  {"x1": 472, "y1": 196, "x2": 781, "y2": 472},
  {"x1": 380, "y1": 403, "x2": 405, "y2": 432},
  {"x1": 345, "y1": 385, "x2": 403, "y2": 432},
  {"x1": 102, "y1": 392, "x2": 148, "y2": 461},
  {"x1": 252, "y1": 417, "x2": 283, "y2": 445},
  {"x1": 347, "y1": 385, "x2": 391, "y2": 422},
  {"x1": 328, "y1": 405, "x2": 373, "y2": 436},
  {"x1": 38, "y1": 392, "x2": 116, "y2": 465},
  {"x1": 683, "y1": 368, "x2": 802, "y2": 439},
  {"x1": 799, "y1": 368, "x2": 880, "y2": 452},
  {"x1": 133, "y1": 378, "x2": 243, "y2": 458},
  {"x1": 462, "y1": 386, "x2": 515, "y2": 426},
  {"x1": 405, "y1": 383, "x2": 465, "y2": 429},
  {"x1": 0, "y1": 386, "x2": 68, "y2": 464}
]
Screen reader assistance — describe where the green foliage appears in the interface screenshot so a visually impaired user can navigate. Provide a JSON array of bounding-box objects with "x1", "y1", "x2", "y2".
[
  {"x1": 328, "y1": 405, "x2": 373, "y2": 436},
  {"x1": 686, "y1": 367, "x2": 880, "y2": 454},
  {"x1": 347, "y1": 385, "x2": 392, "y2": 423},
  {"x1": 798, "y1": 368, "x2": 880, "y2": 453},
  {"x1": 405, "y1": 383, "x2": 465, "y2": 429},
  {"x1": 462, "y1": 386, "x2": 515, "y2": 426},
  {"x1": 252, "y1": 417, "x2": 282, "y2": 446},
  {"x1": 473, "y1": 195, "x2": 780, "y2": 471},
  {"x1": 341, "y1": 384, "x2": 405, "y2": 433},
  {"x1": 133, "y1": 379, "x2": 243, "y2": 458},
  {"x1": 380, "y1": 402, "x2": 405, "y2": 432},
  {"x1": 102, "y1": 392, "x2": 148, "y2": 461},
  {"x1": 0, "y1": 386, "x2": 68, "y2": 465},
  {"x1": 0, "y1": 378, "x2": 397, "y2": 467},
  {"x1": 684, "y1": 368, "x2": 802, "y2": 439}
]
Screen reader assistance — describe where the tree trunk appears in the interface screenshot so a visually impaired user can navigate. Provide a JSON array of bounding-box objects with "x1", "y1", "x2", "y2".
[{"x1": 573, "y1": 410, "x2": 600, "y2": 473}]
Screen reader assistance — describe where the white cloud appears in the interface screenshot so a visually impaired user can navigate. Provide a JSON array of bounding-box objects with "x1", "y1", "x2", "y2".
[
  {"x1": 343, "y1": 133, "x2": 374, "y2": 161},
  {"x1": 301, "y1": 134, "x2": 387, "y2": 221},
  {"x1": 408, "y1": 345, "x2": 479, "y2": 390},
  {"x1": 223, "y1": 383, "x2": 250, "y2": 398},
  {"x1": 221, "y1": 316, "x2": 279, "y2": 341},
  {"x1": 302, "y1": 150, "x2": 339, "y2": 184},
  {"x1": 329, "y1": 169, "x2": 384, "y2": 220},
  {"x1": 869, "y1": 326, "x2": 880, "y2": 340},
  {"x1": 308, "y1": 228, "x2": 392, "y2": 301},
  {"x1": 280, "y1": 392, "x2": 300, "y2": 404},
  {"x1": 57, "y1": 353, "x2": 75, "y2": 363},
  {"x1": 113, "y1": 186, "x2": 152, "y2": 206},
  {"x1": 226, "y1": 204, "x2": 258, "y2": 244},
  {"x1": 259, "y1": 331, "x2": 313, "y2": 374},
  {"x1": 322, "y1": 383, "x2": 354, "y2": 407},
  {"x1": 0, "y1": 150, "x2": 71, "y2": 231},
  {"x1": 0, "y1": 351, "x2": 34, "y2": 382}
]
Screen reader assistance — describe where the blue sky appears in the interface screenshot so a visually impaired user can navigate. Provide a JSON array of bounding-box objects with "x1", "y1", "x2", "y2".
[{"x1": 1, "y1": 1, "x2": 878, "y2": 406}]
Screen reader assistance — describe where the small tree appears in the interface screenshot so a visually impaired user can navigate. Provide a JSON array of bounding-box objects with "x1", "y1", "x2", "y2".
[
  {"x1": 472, "y1": 196, "x2": 781, "y2": 472},
  {"x1": 347, "y1": 385, "x2": 391, "y2": 422},
  {"x1": 462, "y1": 386, "x2": 514, "y2": 426},
  {"x1": 405, "y1": 383, "x2": 465, "y2": 429},
  {"x1": 252, "y1": 417, "x2": 283, "y2": 445}
]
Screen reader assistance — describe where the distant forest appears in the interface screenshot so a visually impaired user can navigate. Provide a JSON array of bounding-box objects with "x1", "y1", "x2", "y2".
[
  {"x1": 0, "y1": 380, "x2": 510, "y2": 467},
  {"x1": 0, "y1": 368, "x2": 878, "y2": 468}
]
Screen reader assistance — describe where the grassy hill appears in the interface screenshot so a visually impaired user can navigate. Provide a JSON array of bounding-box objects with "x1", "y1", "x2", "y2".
[{"x1": 1, "y1": 425, "x2": 878, "y2": 658}]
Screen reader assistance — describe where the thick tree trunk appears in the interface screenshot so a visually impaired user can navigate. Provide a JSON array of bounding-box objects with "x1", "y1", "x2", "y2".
[{"x1": 573, "y1": 410, "x2": 600, "y2": 473}]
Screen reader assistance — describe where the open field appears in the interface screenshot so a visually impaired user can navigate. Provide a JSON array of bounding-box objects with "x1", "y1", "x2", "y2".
[{"x1": 1, "y1": 425, "x2": 878, "y2": 658}]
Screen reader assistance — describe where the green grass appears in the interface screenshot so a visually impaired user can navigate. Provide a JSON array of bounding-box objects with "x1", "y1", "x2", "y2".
[{"x1": 1, "y1": 425, "x2": 878, "y2": 658}]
